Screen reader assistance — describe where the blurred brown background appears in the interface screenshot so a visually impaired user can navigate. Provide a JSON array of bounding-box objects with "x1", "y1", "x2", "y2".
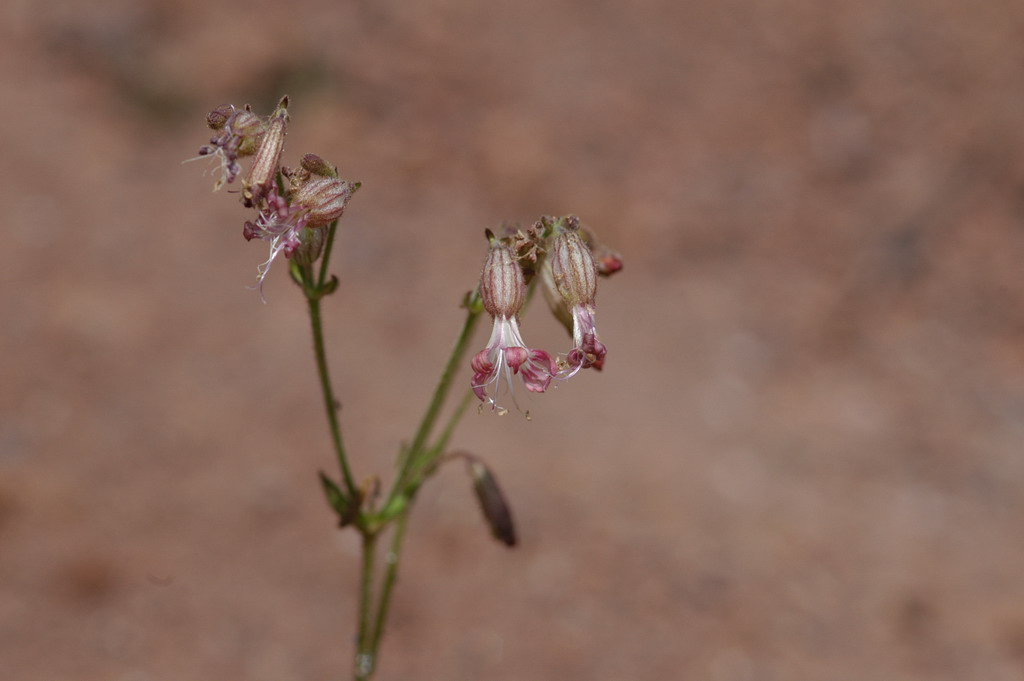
[{"x1": 3, "y1": 0, "x2": 1024, "y2": 679}]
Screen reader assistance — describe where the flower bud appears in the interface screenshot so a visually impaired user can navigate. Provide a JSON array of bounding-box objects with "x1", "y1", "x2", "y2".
[
  {"x1": 549, "y1": 222, "x2": 597, "y2": 307},
  {"x1": 228, "y1": 107, "x2": 266, "y2": 157},
  {"x1": 300, "y1": 153, "x2": 339, "y2": 178},
  {"x1": 243, "y1": 96, "x2": 289, "y2": 207},
  {"x1": 292, "y1": 176, "x2": 359, "y2": 226},
  {"x1": 206, "y1": 104, "x2": 233, "y2": 130},
  {"x1": 467, "y1": 459, "x2": 516, "y2": 547},
  {"x1": 581, "y1": 227, "x2": 623, "y2": 276},
  {"x1": 479, "y1": 240, "x2": 525, "y2": 319}
]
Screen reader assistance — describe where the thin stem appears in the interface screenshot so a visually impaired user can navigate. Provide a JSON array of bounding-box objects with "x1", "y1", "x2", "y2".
[
  {"x1": 389, "y1": 298, "x2": 482, "y2": 499},
  {"x1": 307, "y1": 295, "x2": 359, "y2": 498},
  {"x1": 367, "y1": 509, "x2": 411, "y2": 658},
  {"x1": 430, "y1": 388, "x2": 476, "y2": 457},
  {"x1": 317, "y1": 219, "x2": 339, "y2": 289},
  {"x1": 406, "y1": 388, "x2": 475, "y2": 483},
  {"x1": 354, "y1": 532, "x2": 378, "y2": 681}
]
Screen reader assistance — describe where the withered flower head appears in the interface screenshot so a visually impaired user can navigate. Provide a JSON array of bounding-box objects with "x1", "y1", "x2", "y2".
[{"x1": 188, "y1": 104, "x2": 267, "y2": 190}]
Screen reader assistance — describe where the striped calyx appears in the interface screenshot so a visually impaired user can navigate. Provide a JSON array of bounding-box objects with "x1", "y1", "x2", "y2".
[
  {"x1": 479, "y1": 243, "x2": 525, "y2": 318},
  {"x1": 242, "y1": 96, "x2": 289, "y2": 206},
  {"x1": 293, "y1": 176, "x2": 358, "y2": 226},
  {"x1": 550, "y1": 226, "x2": 597, "y2": 307}
]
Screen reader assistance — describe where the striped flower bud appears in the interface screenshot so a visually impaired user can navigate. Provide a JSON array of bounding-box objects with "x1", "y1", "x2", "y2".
[
  {"x1": 243, "y1": 96, "x2": 289, "y2": 207},
  {"x1": 292, "y1": 176, "x2": 359, "y2": 227}
]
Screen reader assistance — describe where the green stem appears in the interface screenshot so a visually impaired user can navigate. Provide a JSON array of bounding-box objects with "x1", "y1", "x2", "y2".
[
  {"x1": 430, "y1": 388, "x2": 476, "y2": 457},
  {"x1": 406, "y1": 388, "x2": 475, "y2": 483},
  {"x1": 354, "y1": 532, "x2": 378, "y2": 681},
  {"x1": 389, "y1": 297, "x2": 482, "y2": 500},
  {"x1": 367, "y1": 510, "x2": 411, "y2": 658},
  {"x1": 307, "y1": 294, "x2": 359, "y2": 499},
  {"x1": 317, "y1": 220, "x2": 339, "y2": 289}
]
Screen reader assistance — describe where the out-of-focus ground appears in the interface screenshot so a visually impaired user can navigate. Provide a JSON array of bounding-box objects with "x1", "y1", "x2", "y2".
[{"x1": 3, "y1": 0, "x2": 1024, "y2": 679}]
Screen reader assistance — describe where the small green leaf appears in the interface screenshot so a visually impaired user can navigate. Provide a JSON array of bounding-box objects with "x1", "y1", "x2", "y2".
[
  {"x1": 289, "y1": 260, "x2": 305, "y2": 288},
  {"x1": 318, "y1": 471, "x2": 350, "y2": 518},
  {"x1": 379, "y1": 493, "x2": 408, "y2": 520},
  {"x1": 321, "y1": 275, "x2": 339, "y2": 296}
]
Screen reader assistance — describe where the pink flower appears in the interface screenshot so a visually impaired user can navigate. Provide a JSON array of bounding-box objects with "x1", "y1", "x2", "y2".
[
  {"x1": 242, "y1": 186, "x2": 308, "y2": 294},
  {"x1": 471, "y1": 316, "x2": 558, "y2": 413},
  {"x1": 565, "y1": 304, "x2": 606, "y2": 373},
  {"x1": 242, "y1": 177, "x2": 357, "y2": 297},
  {"x1": 472, "y1": 241, "x2": 556, "y2": 413},
  {"x1": 549, "y1": 224, "x2": 607, "y2": 374}
]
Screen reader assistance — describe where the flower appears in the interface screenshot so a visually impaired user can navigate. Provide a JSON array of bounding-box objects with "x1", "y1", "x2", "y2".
[
  {"x1": 242, "y1": 186, "x2": 306, "y2": 294},
  {"x1": 548, "y1": 221, "x2": 607, "y2": 373},
  {"x1": 242, "y1": 176, "x2": 358, "y2": 296},
  {"x1": 471, "y1": 240, "x2": 557, "y2": 414}
]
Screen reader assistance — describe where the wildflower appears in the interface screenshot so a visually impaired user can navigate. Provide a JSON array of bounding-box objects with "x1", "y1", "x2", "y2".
[
  {"x1": 242, "y1": 176, "x2": 358, "y2": 295},
  {"x1": 188, "y1": 104, "x2": 266, "y2": 191},
  {"x1": 472, "y1": 238, "x2": 557, "y2": 413},
  {"x1": 548, "y1": 221, "x2": 607, "y2": 373}
]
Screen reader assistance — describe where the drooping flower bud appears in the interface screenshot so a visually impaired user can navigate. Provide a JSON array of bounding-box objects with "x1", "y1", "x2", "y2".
[
  {"x1": 480, "y1": 237, "x2": 526, "y2": 319},
  {"x1": 292, "y1": 176, "x2": 359, "y2": 227},
  {"x1": 466, "y1": 458, "x2": 517, "y2": 547},
  {"x1": 242, "y1": 96, "x2": 289, "y2": 207}
]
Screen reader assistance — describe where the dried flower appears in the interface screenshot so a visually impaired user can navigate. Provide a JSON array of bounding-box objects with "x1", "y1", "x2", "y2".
[
  {"x1": 472, "y1": 238, "x2": 556, "y2": 414},
  {"x1": 188, "y1": 104, "x2": 266, "y2": 190}
]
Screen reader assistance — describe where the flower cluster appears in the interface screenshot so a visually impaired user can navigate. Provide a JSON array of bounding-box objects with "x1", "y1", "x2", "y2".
[
  {"x1": 189, "y1": 96, "x2": 359, "y2": 296},
  {"x1": 472, "y1": 216, "x2": 621, "y2": 414}
]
